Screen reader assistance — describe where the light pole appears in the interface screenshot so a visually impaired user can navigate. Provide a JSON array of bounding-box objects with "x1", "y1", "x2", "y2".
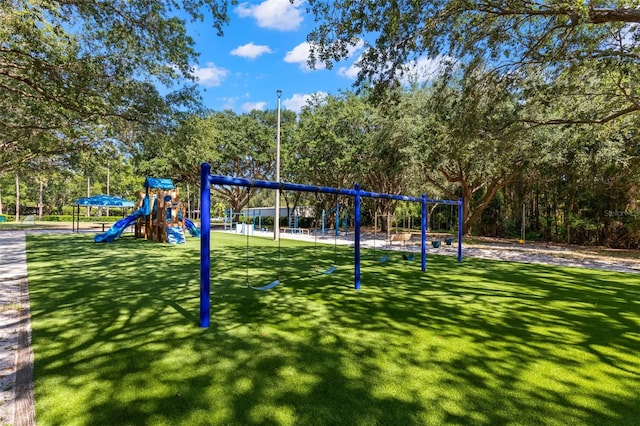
[{"x1": 274, "y1": 89, "x2": 282, "y2": 241}]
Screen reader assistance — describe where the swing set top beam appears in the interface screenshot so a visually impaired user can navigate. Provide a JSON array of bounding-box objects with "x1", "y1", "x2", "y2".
[{"x1": 206, "y1": 172, "x2": 461, "y2": 206}]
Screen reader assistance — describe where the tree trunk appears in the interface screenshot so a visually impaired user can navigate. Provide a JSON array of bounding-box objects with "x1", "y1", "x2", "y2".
[
  {"x1": 106, "y1": 166, "x2": 110, "y2": 217},
  {"x1": 427, "y1": 204, "x2": 439, "y2": 231},
  {"x1": 196, "y1": 192, "x2": 200, "y2": 222},
  {"x1": 534, "y1": 187, "x2": 540, "y2": 232},
  {"x1": 86, "y1": 176, "x2": 91, "y2": 217},
  {"x1": 38, "y1": 180, "x2": 44, "y2": 220},
  {"x1": 186, "y1": 184, "x2": 191, "y2": 220},
  {"x1": 461, "y1": 187, "x2": 473, "y2": 235},
  {"x1": 566, "y1": 195, "x2": 575, "y2": 244},
  {"x1": 553, "y1": 195, "x2": 559, "y2": 242},
  {"x1": 462, "y1": 173, "x2": 518, "y2": 235},
  {"x1": 15, "y1": 173, "x2": 20, "y2": 222},
  {"x1": 377, "y1": 200, "x2": 395, "y2": 234}
]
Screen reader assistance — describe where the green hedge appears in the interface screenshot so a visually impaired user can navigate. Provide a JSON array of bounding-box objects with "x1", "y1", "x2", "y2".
[
  {"x1": 41, "y1": 215, "x2": 122, "y2": 223},
  {"x1": 0, "y1": 215, "x2": 131, "y2": 222}
]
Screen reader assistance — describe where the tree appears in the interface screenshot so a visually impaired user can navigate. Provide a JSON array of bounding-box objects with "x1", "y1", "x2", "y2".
[
  {"x1": 407, "y1": 67, "x2": 540, "y2": 235},
  {"x1": 532, "y1": 118, "x2": 640, "y2": 247},
  {"x1": 206, "y1": 110, "x2": 280, "y2": 212},
  {"x1": 357, "y1": 92, "x2": 422, "y2": 231},
  {"x1": 293, "y1": 92, "x2": 376, "y2": 221},
  {"x1": 0, "y1": 0, "x2": 231, "y2": 173},
  {"x1": 305, "y1": 0, "x2": 640, "y2": 124},
  {"x1": 292, "y1": 91, "x2": 418, "y2": 229}
]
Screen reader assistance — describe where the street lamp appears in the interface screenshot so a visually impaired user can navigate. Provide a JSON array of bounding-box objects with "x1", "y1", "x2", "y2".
[{"x1": 274, "y1": 89, "x2": 282, "y2": 241}]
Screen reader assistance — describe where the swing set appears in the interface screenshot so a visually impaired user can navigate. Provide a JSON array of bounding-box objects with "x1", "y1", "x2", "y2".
[
  {"x1": 199, "y1": 162, "x2": 463, "y2": 328},
  {"x1": 241, "y1": 189, "x2": 282, "y2": 290}
]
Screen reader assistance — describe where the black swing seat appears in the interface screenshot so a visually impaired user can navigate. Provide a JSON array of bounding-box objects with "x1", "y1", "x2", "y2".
[{"x1": 248, "y1": 280, "x2": 281, "y2": 291}]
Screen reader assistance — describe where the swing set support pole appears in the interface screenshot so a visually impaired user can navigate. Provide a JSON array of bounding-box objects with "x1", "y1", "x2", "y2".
[
  {"x1": 421, "y1": 194, "x2": 427, "y2": 272},
  {"x1": 354, "y1": 184, "x2": 361, "y2": 289},
  {"x1": 200, "y1": 163, "x2": 212, "y2": 328}
]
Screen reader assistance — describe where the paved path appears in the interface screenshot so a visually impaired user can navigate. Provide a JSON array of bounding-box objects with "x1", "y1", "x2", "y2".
[
  {"x1": 267, "y1": 230, "x2": 640, "y2": 274},
  {"x1": 0, "y1": 231, "x2": 35, "y2": 426}
]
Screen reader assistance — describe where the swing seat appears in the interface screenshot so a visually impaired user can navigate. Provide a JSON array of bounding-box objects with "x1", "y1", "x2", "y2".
[
  {"x1": 248, "y1": 280, "x2": 281, "y2": 291},
  {"x1": 378, "y1": 255, "x2": 388, "y2": 263},
  {"x1": 323, "y1": 266, "x2": 337, "y2": 274},
  {"x1": 402, "y1": 253, "x2": 414, "y2": 261}
]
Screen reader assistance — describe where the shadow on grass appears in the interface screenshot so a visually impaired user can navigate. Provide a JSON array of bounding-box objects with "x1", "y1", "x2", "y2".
[{"x1": 26, "y1": 233, "x2": 640, "y2": 425}]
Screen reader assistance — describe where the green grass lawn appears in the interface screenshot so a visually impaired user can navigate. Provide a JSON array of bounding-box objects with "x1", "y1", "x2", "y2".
[{"x1": 26, "y1": 232, "x2": 640, "y2": 425}]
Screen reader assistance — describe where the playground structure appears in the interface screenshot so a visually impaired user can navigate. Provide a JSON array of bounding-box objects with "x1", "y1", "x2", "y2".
[
  {"x1": 322, "y1": 204, "x2": 348, "y2": 236},
  {"x1": 199, "y1": 162, "x2": 463, "y2": 328},
  {"x1": 94, "y1": 177, "x2": 200, "y2": 244},
  {"x1": 135, "y1": 178, "x2": 184, "y2": 244}
]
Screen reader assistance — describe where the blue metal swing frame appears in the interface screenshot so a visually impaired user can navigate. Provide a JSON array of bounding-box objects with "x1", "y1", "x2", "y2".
[{"x1": 199, "y1": 162, "x2": 463, "y2": 328}]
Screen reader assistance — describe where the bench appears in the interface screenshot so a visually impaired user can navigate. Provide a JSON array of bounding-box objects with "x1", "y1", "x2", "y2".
[
  {"x1": 389, "y1": 232, "x2": 412, "y2": 245},
  {"x1": 280, "y1": 227, "x2": 309, "y2": 235}
]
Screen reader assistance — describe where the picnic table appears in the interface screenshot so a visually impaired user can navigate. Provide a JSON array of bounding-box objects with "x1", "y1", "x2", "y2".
[{"x1": 95, "y1": 222, "x2": 112, "y2": 232}]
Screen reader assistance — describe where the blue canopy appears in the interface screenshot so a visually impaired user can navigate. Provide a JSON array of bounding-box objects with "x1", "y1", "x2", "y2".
[
  {"x1": 144, "y1": 177, "x2": 174, "y2": 189},
  {"x1": 75, "y1": 195, "x2": 135, "y2": 207}
]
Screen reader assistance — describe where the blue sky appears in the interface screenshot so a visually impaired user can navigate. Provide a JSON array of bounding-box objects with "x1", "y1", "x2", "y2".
[
  {"x1": 183, "y1": 0, "x2": 357, "y2": 113},
  {"x1": 181, "y1": 0, "x2": 446, "y2": 114}
]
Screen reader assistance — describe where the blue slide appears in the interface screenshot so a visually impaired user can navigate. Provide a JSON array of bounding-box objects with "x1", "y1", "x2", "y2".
[
  {"x1": 94, "y1": 208, "x2": 144, "y2": 243},
  {"x1": 184, "y1": 218, "x2": 201, "y2": 237}
]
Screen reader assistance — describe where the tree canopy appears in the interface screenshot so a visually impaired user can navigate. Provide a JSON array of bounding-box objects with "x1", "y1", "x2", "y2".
[
  {"x1": 305, "y1": 0, "x2": 640, "y2": 124},
  {"x1": 0, "y1": 0, "x2": 231, "y2": 173}
]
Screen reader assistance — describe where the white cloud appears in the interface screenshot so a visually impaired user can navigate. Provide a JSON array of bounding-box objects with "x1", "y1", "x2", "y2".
[
  {"x1": 220, "y1": 96, "x2": 240, "y2": 110},
  {"x1": 618, "y1": 23, "x2": 638, "y2": 48},
  {"x1": 338, "y1": 62, "x2": 360, "y2": 79},
  {"x1": 242, "y1": 101, "x2": 268, "y2": 112},
  {"x1": 284, "y1": 42, "x2": 325, "y2": 71},
  {"x1": 338, "y1": 54, "x2": 454, "y2": 84},
  {"x1": 283, "y1": 92, "x2": 328, "y2": 113},
  {"x1": 335, "y1": 39, "x2": 366, "y2": 78},
  {"x1": 231, "y1": 42, "x2": 273, "y2": 59},
  {"x1": 236, "y1": 0, "x2": 303, "y2": 31},
  {"x1": 285, "y1": 39, "x2": 364, "y2": 72},
  {"x1": 401, "y1": 56, "x2": 453, "y2": 84},
  {"x1": 193, "y1": 62, "x2": 228, "y2": 87},
  {"x1": 283, "y1": 42, "x2": 309, "y2": 63},
  {"x1": 346, "y1": 39, "x2": 365, "y2": 56}
]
